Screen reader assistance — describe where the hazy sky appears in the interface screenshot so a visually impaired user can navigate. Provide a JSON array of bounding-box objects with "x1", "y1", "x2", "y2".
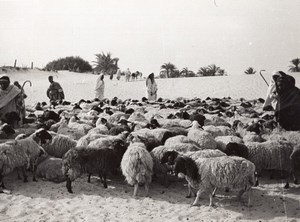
[{"x1": 0, "y1": 0, "x2": 299, "y2": 75}]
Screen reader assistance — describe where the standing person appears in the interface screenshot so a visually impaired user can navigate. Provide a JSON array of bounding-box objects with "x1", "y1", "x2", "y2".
[
  {"x1": 0, "y1": 76, "x2": 25, "y2": 127},
  {"x1": 116, "y1": 69, "x2": 121, "y2": 80},
  {"x1": 95, "y1": 73, "x2": 105, "y2": 100},
  {"x1": 47, "y1": 76, "x2": 64, "y2": 104},
  {"x1": 125, "y1": 68, "x2": 131, "y2": 82},
  {"x1": 146, "y1": 73, "x2": 158, "y2": 101}
]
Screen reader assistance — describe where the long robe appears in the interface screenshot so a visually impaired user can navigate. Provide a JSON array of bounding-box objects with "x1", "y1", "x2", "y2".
[
  {"x1": 146, "y1": 78, "x2": 158, "y2": 101},
  {"x1": 0, "y1": 85, "x2": 24, "y2": 124},
  {"x1": 275, "y1": 74, "x2": 300, "y2": 130},
  {"x1": 95, "y1": 77, "x2": 105, "y2": 100}
]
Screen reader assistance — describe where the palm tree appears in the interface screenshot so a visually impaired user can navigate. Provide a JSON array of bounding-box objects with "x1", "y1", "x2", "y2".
[
  {"x1": 288, "y1": 58, "x2": 300, "y2": 72},
  {"x1": 160, "y1": 62, "x2": 176, "y2": 78},
  {"x1": 93, "y1": 52, "x2": 119, "y2": 75},
  {"x1": 197, "y1": 67, "x2": 209, "y2": 76},
  {"x1": 180, "y1": 67, "x2": 195, "y2": 77},
  {"x1": 244, "y1": 67, "x2": 256, "y2": 75}
]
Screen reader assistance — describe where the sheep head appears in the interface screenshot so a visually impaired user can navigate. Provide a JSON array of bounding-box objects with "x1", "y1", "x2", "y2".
[
  {"x1": 31, "y1": 129, "x2": 52, "y2": 145},
  {"x1": 174, "y1": 156, "x2": 199, "y2": 181},
  {"x1": 160, "y1": 150, "x2": 179, "y2": 165}
]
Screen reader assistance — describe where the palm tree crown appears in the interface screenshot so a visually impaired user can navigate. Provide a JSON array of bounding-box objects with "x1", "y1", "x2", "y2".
[
  {"x1": 289, "y1": 58, "x2": 300, "y2": 72},
  {"x1": 93, "y1": 52, "x2": 119, "y2": 75},
  {"x1": 244, "y1": 67, "x2": 256, "y2": 75},
  {"x1": 161, "y1": 62, "x2": 177, "y2": 78}
]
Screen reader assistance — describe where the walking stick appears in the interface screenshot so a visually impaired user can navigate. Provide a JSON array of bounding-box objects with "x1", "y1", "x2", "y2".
[
  {"x1": 259, "y1": 70, "x2": 269, "y2": 87},
  {"x1": 20, "y1": 80, "x2": 32, "y2": 125}
]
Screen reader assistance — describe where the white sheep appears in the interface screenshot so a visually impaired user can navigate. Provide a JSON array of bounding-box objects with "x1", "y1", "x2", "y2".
[
  {"x1": 187, "y1": 121, "x2": 217, "y2": 149},
  {"x1": 245, "y1": 139, "x2": 295, "y2": 188},
  {"x1": 36, "y1": 155, "x2": 66, "y2": 183},
  {"x1": 121, "y1": 142, "x2": 153, "y2": 197},
  {"x1": 203, "y1": 125, "x2": 234, "y2": 138},
  {"x1": 173, "y1": 155, "x2": 255, "y2": 206},
  {"x1": 0, "y1": 129, "x2": 51, "y2": 192},
  {"x1": 42, "y1": 134, "x2": 77, "y2": 158}
]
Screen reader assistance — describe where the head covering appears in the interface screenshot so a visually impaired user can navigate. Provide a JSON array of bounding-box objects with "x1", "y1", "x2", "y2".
[{"x1": 0, "y1": 76, "x2": 10, "y2": 83}]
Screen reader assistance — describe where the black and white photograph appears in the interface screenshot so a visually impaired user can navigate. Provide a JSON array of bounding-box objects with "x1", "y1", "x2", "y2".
[{"x1": 0, "y1": 0, "x2": 300, "y2": 221}]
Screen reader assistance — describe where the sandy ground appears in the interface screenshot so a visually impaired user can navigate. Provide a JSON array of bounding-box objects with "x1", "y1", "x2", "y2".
[
  {"x1": 1, "y1": 70, "x2": 300, "y2": 221},
  {"x1": 0, "y1": 171, "x2": 300, "y2": 222}
]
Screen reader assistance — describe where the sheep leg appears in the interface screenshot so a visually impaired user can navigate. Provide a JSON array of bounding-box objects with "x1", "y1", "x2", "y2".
[
  {"x1": 17, "y1": 169, "x2": 22, "y2": 180},
  {"x1": 66, "y1": 177, "x2": 73, "y2": 193},
  {"x1": 22, "y1": 167, "x2": 28, "y2": 183},
  {"x1": 209, "y1": 193, "x2": 215, "y2": 207},
  {"x1": 102, "y1": 173, "x2": 108, "y2": 188},
  {"x1": 212, "y1": 187, "x2": 217, "y2": 197},
  {"x1": 192, "y1": 188, "x2": 204, "y2": 206},
  {"x1": 247, "y1": 189, "x2": 252, "y2": 207},
  {"x1": 87, "y1": 174, "x2": 91, "y2": 183},
  {"x1": 145, "y1": 183, "x2": 150, "y2": 197},
  {"x1": 186, "y1": 184, "x2": 192, "y2": 198},
  {"x1": 32, "y1": 164, "x2": 38, "y2": 182},
  {"x1": 254, "y1": 172, "x2": 259, "y2": 186},
  {"x1": 133, "y1": 184, "x2": 139, "y2": 197},
  {"x1": 0, "y1": 174, "x2": 5, "y2": 189},
  {"x1": 284, "y1": 172, "x2": 290, "y2": 189}
]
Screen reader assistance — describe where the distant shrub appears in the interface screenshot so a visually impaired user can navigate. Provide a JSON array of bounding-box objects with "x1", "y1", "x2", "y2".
[
  {"x1": 244, "y1": 67, "x2": 256, "y2": 75},
  {"x1": 45, "y1": 56, "x2": 93, "y2": 73}
]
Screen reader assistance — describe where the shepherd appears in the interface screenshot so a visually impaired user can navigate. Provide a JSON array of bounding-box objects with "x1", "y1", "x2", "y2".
[
  {"x1": 146, "y1": 73, "x2": 158, "y2": 101},
  {"x1": 0, "y1": 76, "x2": 25, "y2": 127},
  {"x1": 95, "y1": 73, "x2": 105, "y2": 100},
  {"x1": 47, "y1": 75, "x2": 65, "y2": 104}
]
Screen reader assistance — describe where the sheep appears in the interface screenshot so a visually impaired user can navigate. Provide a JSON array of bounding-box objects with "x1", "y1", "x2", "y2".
[
  {"x1": 68, "y1": 116, "x2": 93, "y2": 134},
  {"x1": 87, "y1": 131, "x2": 129, "y2": 150},
  {"x1": 245, "y1": 140, "x2": 296, "y2": 188},
  {"x1": 214, "y1": 135, "x2": 244, "y2": 151},
  {"x1": 127, "y1": 128, "x2": 173, "y2": 152},
  {"x1": 0, "y1": 123, "x2": 15, "y2": 139},
  {"x1": 36, "y1": 155, "x2": 66, "y2": 183},
  {"x1": 203, "y1": 125, "x2": 234, "y2": 138},
  {"x1": 76, "y1": 133, "x2": 108, "y2": 147},
  {"x1": 0, "y1": 129, "x2": 52, "y2": 192},
  {"x1": 57, "y1": 118, "x2": 85, "y2": 140},
  {"x1": 121, "y1": 142, "x2": 153, "y2": 197},
  {"x1": 172, "y1": 155, "x2": 255, "y2": 206},
  {"x1": 62, "y1": 141, "x2": 127, "y2": 193},
  {"x1": 87, "y1": 124, "x2": 109, "y2": 135},
  {"x1": 187, "y1": 121, "x2": 217, "y2": 150},
  {"x1": 160, "y1": 149, "x2": 227, "y2": 198},
  {"x1": 42, "y1": 134, "x2": 77, "y2": 158}
]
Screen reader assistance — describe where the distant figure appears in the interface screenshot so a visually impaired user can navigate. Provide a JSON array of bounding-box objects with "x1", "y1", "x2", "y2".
[
  {"x1": 125, "y1": 68, "x2": 131, "y2": 82},
  {"x1": 116, "y1": 69, "x2": 121, "y2": 80},
  {"x1": 146, "y1": 73, "x2": 158, "y2": 101},
  {"x1": 131, "y1": 72, "x2": 136, "y2": 81},
  {"x1": 95, "y1": 73, "x2": 105, "y2": 100},
  {"x1": 47, "y1": 76, "x2": 64, "y2": 104},
  {"x1": 0, "y1": 76, "x2": 25, "y2": 127}
]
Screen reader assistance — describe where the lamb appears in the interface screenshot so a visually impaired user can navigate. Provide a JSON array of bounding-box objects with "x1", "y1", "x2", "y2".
[
  {"x1": 173, "y1": 155, "x2": 255, "y2": 206},
  {"x1": 187, "y1": 121, "x2": 217, "y2": 149},
  {"x1": 36, "y1": 155, "x2": 66, "y2": 183},
  {"x1": 42, "y1": 134, "x2": 77, "y2": 158},
  {"x1": 0, "y1": 129, "x2": 52, "y2": 192},
  {"x1": 62, "y1": 140, "x2": 127, "y2": 193},
  {"x1": 121, "y1": 142, "x2": 153, "y2": 197}
]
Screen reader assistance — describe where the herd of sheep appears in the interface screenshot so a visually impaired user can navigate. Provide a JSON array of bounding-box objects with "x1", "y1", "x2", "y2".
[{"x1": 0, "y1": 96, "x2": 300, "y2": 207}]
